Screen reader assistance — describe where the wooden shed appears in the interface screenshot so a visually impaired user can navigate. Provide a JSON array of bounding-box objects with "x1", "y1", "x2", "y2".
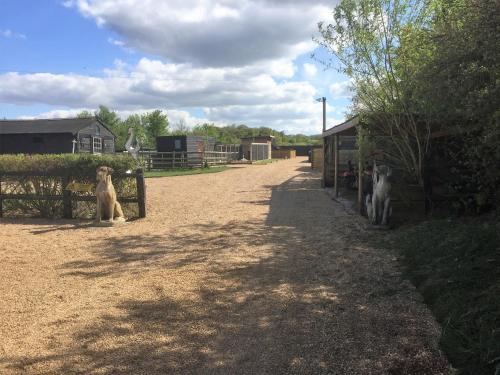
[
  {"x1": 0, "y1": 117, "x2": 115, "y2": 155},
  {"x1": 240, "y1": 136, "x2": 274, "y2": 161},
  {"x1": 156, "y1": 135, "x2": 216, "y2": 153}
]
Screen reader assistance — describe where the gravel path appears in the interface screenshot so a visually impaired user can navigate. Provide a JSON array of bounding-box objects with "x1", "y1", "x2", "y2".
[{"x1": 0, "y1": 158, "x2": 450, "y2": 374}]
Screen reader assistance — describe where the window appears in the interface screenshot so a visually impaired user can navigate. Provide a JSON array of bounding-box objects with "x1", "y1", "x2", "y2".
[
  {"x1": 95, "y1": 125, "x2": 101, "y2": 136},
  {"x1": 93, "y1": 137, "x2": 102, "y2": 153},
  {"x1": 174, "y1": 139, "x2": 182, "y2": 150}
]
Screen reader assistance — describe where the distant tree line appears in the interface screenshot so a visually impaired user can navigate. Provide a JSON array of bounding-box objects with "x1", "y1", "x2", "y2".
[{"x1": 79, "y1": 106, "x2": 321, "y2": 151}]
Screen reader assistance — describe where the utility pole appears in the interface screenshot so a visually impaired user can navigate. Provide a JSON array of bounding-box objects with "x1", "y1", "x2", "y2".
[
  {"x1": 321, "y1": 97, "x2": 326, "y2": 132},
  {"x1": 316, "y1": 97, "x2": 327, "y2": 187}
]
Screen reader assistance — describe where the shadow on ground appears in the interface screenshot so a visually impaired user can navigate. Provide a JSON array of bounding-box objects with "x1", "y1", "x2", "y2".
[{"x1": 2, "y1": 166, "x2": 449, "y2": 374}]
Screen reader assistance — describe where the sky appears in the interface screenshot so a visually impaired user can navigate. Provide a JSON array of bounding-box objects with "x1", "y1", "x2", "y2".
[{"x1": 0, "y1": 0, "x2": 352, "y2": 135}]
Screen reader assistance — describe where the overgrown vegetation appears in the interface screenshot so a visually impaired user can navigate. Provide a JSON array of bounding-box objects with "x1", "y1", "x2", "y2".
[
  {"x1": 316, "y1": 0, "x2": 500, "y2": 205},
  {"x1": 0, "y1": 154, "x2": 138, "y2": 218},
  {"x1": 387, "y1": 219, "x2": 500, "y2": 375}
]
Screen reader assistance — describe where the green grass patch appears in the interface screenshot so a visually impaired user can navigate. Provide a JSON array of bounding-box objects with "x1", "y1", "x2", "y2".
[
  {"x1": 144, "y1": 166, "x2": 228, "y2": 178},
  {"x1": 387, "y1": 219, "x2": 500, "y2": 375},
  {"x1": 253, "y1": 158, "x2": 279, "y2": 165}
]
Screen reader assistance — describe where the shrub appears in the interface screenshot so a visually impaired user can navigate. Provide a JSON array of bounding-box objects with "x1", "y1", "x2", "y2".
[{"x1": 0, "y1": 154, "x2": 139, "y2": 218}]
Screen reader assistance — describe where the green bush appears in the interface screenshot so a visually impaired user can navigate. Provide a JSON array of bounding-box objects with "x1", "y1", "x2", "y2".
[{"x1": 0, "y1": 154, "x2": 139, "y2": 219}]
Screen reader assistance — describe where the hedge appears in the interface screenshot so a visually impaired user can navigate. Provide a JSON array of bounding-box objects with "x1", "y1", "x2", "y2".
[{"x1": 0, "y1": 154, "x2": 139, "y2": 219}]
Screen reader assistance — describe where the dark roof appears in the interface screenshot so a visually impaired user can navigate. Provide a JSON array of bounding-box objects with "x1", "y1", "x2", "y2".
[
  {"x1": 322, "y1": 116, "x2": 359, "y2": 137},
  {"x1": 0, "y1": 117, "x2": 113, "y2": 135}
]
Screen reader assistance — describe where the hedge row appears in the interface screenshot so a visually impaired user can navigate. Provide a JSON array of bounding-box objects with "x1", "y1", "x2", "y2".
[
  {"x1": 0, "y1": 154, "x2": 139, "y2": 218},
  {"x1": 0, "y1": 153, "x2": 138, "y2": 175}
]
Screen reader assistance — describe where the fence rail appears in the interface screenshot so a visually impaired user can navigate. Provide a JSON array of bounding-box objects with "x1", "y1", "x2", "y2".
[
  {"x1": 0, "y1": 169, "x2": 146, "y2": 219},
  {"x1": 139, "y1": 151, "x2": 239, "y2": 171}
]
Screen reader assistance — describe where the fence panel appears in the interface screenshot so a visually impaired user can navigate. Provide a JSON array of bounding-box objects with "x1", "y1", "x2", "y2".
[{"x1": 139, "y1": 151, "x2": 239, "y2": 170}]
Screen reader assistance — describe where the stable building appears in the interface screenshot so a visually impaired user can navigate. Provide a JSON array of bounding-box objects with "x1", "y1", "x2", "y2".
[{"x1": 0, "y1": 117, "x2": 116, "y2": 154}]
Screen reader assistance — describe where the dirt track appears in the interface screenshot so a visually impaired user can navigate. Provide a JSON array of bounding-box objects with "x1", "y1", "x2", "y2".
[{"x1": 0, "y1": 158, "x2": 450, "y2": 374}]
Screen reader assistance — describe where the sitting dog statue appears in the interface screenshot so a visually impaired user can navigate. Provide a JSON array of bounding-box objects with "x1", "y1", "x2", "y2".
[
  {"x1": 95, "y1": 166, "x2": 125, "y2": 222},
  {"x1": 369, "y1": 161, "x2": 392, "y2": 225}
]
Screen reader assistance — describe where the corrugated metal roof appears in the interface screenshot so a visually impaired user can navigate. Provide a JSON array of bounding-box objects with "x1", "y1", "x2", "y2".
[{"x1": 0, "y1": 117, "x2": 104, "y2": 135}]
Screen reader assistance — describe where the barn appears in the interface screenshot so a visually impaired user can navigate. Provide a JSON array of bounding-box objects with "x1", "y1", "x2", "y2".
[{"x1": 0, "y1": 117, "x2": 115, "y2": 155}]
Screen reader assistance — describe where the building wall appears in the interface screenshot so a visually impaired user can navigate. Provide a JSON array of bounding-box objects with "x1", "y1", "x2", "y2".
[
  {"x1": 0, "y1": 133, "x2": 74, "y2": 154},
  {"x1": 273, "y1": 145, "x2": 321, "y2": 157},
  {"x1": 156, "y1": 136, "x2": 216, "y2": 153}
]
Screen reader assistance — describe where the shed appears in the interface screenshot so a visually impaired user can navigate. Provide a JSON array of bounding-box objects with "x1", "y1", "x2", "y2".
[
  {"x1": 240, "y1": 135, "x2": 274, "y2": 161},
  {"x1": 156, "y1": 135, "x2": 216, "y2": 153},
  {"x1": 0, "y1": 117, "x2": 115, "y2": 155}
]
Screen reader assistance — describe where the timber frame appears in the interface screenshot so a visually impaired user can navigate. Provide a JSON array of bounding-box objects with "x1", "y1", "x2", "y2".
[{"x1": 322, "y1": 116, "x2": 364, "y2": 213}]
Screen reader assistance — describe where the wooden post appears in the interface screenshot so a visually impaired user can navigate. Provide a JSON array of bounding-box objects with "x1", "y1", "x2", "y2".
[
  {"x1": 358, "y1": 155, "x2": 363, "y2": 214},
  {"x1": 334, "y1": 134, "x2": 339, "y2": 198},
  {"x1": 62, "y1": 175, "x2": 72, "y2": 219},
  {"x1": 321, "y1": 137, "x2": 326, "y2": 187},
  {"x1": 0, "y1": 173, "x2": 3, "y2": 218},
  {"x1": 136, "y1": 168, "x2": 146, "y2": 218}
]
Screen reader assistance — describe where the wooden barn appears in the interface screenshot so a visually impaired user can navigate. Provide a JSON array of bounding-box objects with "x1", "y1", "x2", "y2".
[{"x1": 0, "y1": 117, "x2": 115, "y2": 155}]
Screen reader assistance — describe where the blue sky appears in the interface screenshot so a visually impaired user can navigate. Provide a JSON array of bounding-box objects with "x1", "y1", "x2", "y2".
[{"x1": 0, "y1": 0, "x2": 351, "y2": 134}]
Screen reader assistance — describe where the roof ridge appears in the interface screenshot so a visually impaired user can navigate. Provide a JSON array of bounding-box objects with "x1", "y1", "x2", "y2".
[{"x1": 0, "y1": 117, "x2": 95, "y2": 122}]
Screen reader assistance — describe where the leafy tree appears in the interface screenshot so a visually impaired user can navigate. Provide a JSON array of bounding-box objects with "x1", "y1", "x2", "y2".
[
  {"x1": 142, "y1": 110, "x2": 169, "y2": 146},
  {"x1": 77, "y1": 110, "x2": 93, "y2": 118},
  {"x1": 316, "y1": 0, "x2": 435, "y2": 186},
  {"x1": 171, "y1": 119, "x2": 190, "y2": 135}
]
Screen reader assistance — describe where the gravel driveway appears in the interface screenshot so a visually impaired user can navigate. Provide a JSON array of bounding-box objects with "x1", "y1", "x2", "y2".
[{"x1": 0, "y1": 158, "x2": 450, "y2": 374}]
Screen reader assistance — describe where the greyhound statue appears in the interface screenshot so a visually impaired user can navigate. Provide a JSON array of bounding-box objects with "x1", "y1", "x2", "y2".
[{"x1": 367, "y1": 160, "x2": 392, "y2": 225}]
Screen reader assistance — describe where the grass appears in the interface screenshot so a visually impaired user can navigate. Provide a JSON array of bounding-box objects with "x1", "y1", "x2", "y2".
[
  {"x1": 253, "y1": 159, "x2": 279, "y2": 165},
  {"x1": 144, "y1": 166, "x2": 228, "y2": 178},
  {"x1": 386, "y1": 218, "x2": 500, "y2": 375}
]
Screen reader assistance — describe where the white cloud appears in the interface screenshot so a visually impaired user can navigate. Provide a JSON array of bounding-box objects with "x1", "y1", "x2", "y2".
[
  {"x1": 0, "y1": 29, "x2": 26, "y2": 39},
  {"x1": 303, "y1": 63, "x2": 317, "y2": 78},
  {"x1": 3, "y1": 0, "x2": 350, "y2": 135},
  {"x1": 64, "y1": 0, "x2": 334, "y2": 67},
  {"x1": 329, "y1": 80, "x2": 352, "y2": 99}
]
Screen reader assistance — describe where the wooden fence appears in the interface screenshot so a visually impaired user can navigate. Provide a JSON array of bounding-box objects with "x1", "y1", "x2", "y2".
[
  {"x1": 139, "y1": 151, "x2": 239, "y2": 171},
  {"x1": 0, "y1": 169, "x2": 146, "y2": 219}
]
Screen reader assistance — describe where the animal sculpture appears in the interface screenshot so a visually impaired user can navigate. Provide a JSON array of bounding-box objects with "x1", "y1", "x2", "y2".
[
  {"x1": 368, "y1": 160, "x2": 392, "y2": 225},
  {"x1": 95, "y1": 166, "x2": 125, "y2": 222},
  {"x1": 125, "y1": 127, "x2": 140, "y2": 159}
]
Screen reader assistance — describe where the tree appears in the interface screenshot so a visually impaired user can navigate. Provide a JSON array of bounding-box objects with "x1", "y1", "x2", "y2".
[
  {"x1": 171, "y1": 118, "x2": 190, "y2": 135},
  {"x1": 142, "y1": 110, "x2": 169, "y2": 147},
  {"x1": 316, "y1": 0, "x2": 435, "y2": 186},
  {"x1": 77, "y1": 110, "x2": 93, "y2": 118}
]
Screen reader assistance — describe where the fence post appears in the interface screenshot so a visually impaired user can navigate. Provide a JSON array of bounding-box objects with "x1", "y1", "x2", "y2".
[
  {"x1": 62, "y1": 174, "x2": 72, "y2": 219},
  {"x1": 136, "y1": 168, "x2": 146, "y2": 218},
  {"x1": 0, "y1": 174, "x2": 3, "y2": 218}
]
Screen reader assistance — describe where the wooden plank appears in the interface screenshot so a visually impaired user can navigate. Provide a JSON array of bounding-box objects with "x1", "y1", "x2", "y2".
[
  {"x1": 334, "y1": 134, "x2": 339, "y2": 198},
  {"x1": 0, "y1": 194, "x2": 64, "y2": 201},
  {"x1": 62, "y1": 175, "x2": 73, "y2": 219},
  {"x1": 136, "y1": 168, "x2": 146, "y2": 218}
]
